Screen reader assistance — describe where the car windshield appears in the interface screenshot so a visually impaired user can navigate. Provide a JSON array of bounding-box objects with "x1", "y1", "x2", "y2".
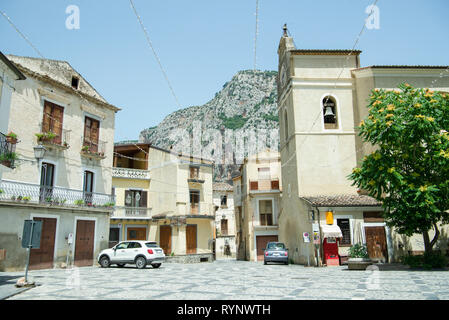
[
  {"x1": 115, "y1": 242, "x2": 129, "y2": 250},
  {"x1": 267, "y1": 243, "x2": 285, "y2": 250},
  {"x1": 145, "y1": 242, "x2": 158, "y2": 248}
]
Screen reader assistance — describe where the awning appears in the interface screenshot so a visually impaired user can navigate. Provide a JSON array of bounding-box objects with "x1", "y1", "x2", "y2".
[{"x1": 320, "y1": 224, "x2": 343, "y2": 238}]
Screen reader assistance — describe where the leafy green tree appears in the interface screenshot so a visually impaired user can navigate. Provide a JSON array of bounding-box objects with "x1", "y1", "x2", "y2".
[{"x1": 349, "y1": 83, "x2": 449, "y2": 254}]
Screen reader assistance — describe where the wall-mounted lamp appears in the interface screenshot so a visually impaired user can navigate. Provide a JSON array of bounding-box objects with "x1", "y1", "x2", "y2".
[{"x1": 33, "y1": 145, "x2": 46, "y2": 166}]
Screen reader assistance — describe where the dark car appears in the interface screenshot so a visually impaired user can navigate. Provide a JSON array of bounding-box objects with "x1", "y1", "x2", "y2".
[{"x1": 264, "y1": 242, "x2": 288, "y2": 265}]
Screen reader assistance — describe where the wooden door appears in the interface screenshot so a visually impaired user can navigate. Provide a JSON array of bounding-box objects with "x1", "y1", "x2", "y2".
[
  {"x1": 256, "y1": 235, "x2": 278, "y2": 261},
  {"x1": 29, "y1": 217, "x2": 57, "y2": 270},
  {"x1": 186, "y1": 225, "x2": 197, "y2": 254},
  {"x1": 365, "y1": 226, "x2": 388, "y2": 262},
  {"x1": 127, "y1": 227, "x2": 147, "y2": 240},
  {"x1": 74, "y1": 220, "x2": 95, "y2": 267},
  {"x1": 159, "y1": 225, "x2": 171, "y2": 255}
]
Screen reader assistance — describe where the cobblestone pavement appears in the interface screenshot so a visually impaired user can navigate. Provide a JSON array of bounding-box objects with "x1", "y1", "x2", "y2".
[{"x1": 4, "y1": 260, "x2": 449, "y2": 300}]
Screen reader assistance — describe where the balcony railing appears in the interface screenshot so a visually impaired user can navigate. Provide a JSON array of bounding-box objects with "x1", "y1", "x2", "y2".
[
  {"x1": 37, "y1": 124, "x2": 71, "y2": 149},
  {"x1": 249, "y1": 178, "x2": 280, "y2": 191},
  {"x1": 81, "y1": 137, "x2": 107, "y2": 159},
  {"x1": 0, "y1": 132, "x2": 16, "y2": 169},
  {"x1": 112, "y1": 206, "x2": 152, "y2": 218},
  {"x1": 0, "y1": 180, "x2": 115, "y2": 209},
  {"x1": 112, "y1": 167, "x2": 150, "y2": 180}
]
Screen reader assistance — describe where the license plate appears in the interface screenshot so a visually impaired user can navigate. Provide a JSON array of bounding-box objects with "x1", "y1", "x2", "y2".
[{"x1": 274, "y1": 253, "x2": 280, "y2": 256}]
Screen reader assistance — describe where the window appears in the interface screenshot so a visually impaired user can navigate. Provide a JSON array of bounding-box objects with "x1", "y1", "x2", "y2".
[
  {"x1": 284, "y1": 109, "x2": 288, "y2": 141},
  {"x1": 258, "y1": 167, "x2": 270, "y2": 180},
  {"x1": 42, "y1": 100, "x2": 64, "y2": 144},
  {"x1": 40, "y1": 162, "x2": 55, "y2": 203},
  {"x1": 190, "y1": 190, "x2": 200, "y2": 214},
  {"x1": 221, "y1": 219, "x2": 228, "y2": 235},
  {"x1": 115, "y1": 242, "x2": 130, "y2": 250},
  {"x1": 83, "y1": 170, "x2": 94, "y2": 205},
  {"x1": 259, "y1": 199, "x2": 273, "y2": 226},
  {"x1": 109, "y1": 228, "x2": 120, "y2": 247},
  {"x1": 220, "y1": 195, "x2": 227, "y2": 206},
  {"x1": 337, "y1": 218, "x2": 351, "y2": 245},
  {"x1": 128, "y1": 242, "x2": 142, "y2": 248},
  {"x1": 71, "y1": 76, "x2": 79, "y2": 89},
  {"x1": 190, "y1": 166, "x2": 200, "y2": 179},
  {"x1": 125, "y1": 190, "x2": 148, "y2": 215},
  {"x1": 323, "y1": 96, "x2": 338, "y2": 129},
  {"x1": 83, "y1": 116, "x2": 100, "y2": 152}
]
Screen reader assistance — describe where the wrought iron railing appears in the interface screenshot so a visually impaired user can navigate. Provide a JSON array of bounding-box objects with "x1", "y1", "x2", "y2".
[
  {"x1": 112, "y1": 167, "x2": 150, "y2": 180},
  {"x1": 37, "y1": 123, "x2": 71, "y2": 148},
  {"x1": 0, "y1": 132, "x2": 16, "y2": 168},
  {"x1": 82, "y1": 137, "x2": 106, "y2": 158},
  {"x1": 0, "y1": 180, "x2": 115, "y2": 208}
]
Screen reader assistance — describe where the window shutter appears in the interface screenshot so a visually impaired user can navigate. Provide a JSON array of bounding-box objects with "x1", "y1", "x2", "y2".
[
  {"x1": 140, "y1": 191, "x2": 148, "y2": 208},
  {"x1": 52, "y1": 105, "x2": 64, "y2": 144},
  {"x1": 42, "y1": 102, "x2": 52, "y2": 133}
]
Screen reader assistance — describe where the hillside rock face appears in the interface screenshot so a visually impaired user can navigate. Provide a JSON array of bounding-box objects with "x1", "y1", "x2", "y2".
[{"x1": 139, "y1": 70, "x2": 280, "y2": 182}]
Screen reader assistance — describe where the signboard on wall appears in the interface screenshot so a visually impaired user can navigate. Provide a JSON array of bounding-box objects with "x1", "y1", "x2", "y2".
[{"x1": 303, "y1": 232, "x2": 310, "y2": 243}]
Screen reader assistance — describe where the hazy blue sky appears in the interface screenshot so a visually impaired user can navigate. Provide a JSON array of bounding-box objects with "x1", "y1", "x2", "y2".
[{"x1": 1, "y1": 0, "x2": 448, "y2": 141}]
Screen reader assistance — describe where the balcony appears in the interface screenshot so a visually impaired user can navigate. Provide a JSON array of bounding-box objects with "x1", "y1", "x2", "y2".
[
  {"x1": 81, "y1": 138, "x2": 107, "y2": 160},
  {"x1": 112, "y1": 167, "x2": 150, "y2": 180},
  {"x1": 36, "y1": 126, "x2": 71, "y2": 151},
  {"x1": 188, "y1": 166, "x2": 205, "y2": 183},
  {"x1": 0, "y1": 180, "x2": 115, "y2": 209},
  {"x1": 0, "y1": 132, "x2": 17, "y2": 169},
  {"x1": 249, "y1": 178, "x2": 280, "y2": 192},
  {"x1": 112, "y1": 206, "x2": 152, "y2": 219}
]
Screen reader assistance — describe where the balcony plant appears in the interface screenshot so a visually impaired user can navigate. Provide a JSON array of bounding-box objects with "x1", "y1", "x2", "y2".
[
  {"x1": 35, "y1": 131, "x2": 57, "y2": 143},
  {"x1": 0, "y1": 151, "x2": 19, "y2": 167},
  {"x1": 74, "y1": 199, "x2": 84, "y2": 206},
  {"x1": 6, "y1": 131, "x2": 18, "y2": 144},
  {"x1": 23, "y1": 196, "x2": 31, "y2": 203}
]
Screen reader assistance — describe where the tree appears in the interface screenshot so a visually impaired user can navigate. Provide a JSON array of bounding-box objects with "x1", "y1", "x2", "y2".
[{"x1": 349, "y1": 83, "x2": 449, "y2": 254}]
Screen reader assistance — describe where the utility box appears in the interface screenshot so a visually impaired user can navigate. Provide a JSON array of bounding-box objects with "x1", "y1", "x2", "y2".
[{"x1": 323, "y1": 237, "x2": 340, "y2": 266}]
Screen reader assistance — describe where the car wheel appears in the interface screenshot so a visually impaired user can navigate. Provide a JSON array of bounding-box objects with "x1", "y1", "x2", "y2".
[
  {"x1": 264, "y1": 260, "x2": 267, "y2": 265},
  {"x1": 152, "y1": 263, "x2": 161, "y2": 269},
  {"x1": 100, "y1": 256, "x2": 110, "y2": 268},
  {"x1": 117, "y1": 263, "x2": 125, "y2": 268},
  {"x1": 135, "y1": 256, "x2": 147, "y2": 269}
]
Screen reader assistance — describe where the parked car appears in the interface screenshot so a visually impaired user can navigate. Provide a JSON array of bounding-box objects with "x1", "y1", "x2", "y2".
[
  {"x1": 98, "y1": 241, "x2": 165, "y2": 269},
  {"x1": 264, "y1": 242, "x2": 288, "y2": 265}
]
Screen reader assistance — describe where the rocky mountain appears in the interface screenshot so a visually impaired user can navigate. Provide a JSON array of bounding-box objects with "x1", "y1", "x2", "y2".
[{"x1": 139, "y1": 70, "x2": 280, "y2": 182}]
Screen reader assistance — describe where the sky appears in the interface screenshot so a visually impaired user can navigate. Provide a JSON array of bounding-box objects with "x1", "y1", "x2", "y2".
[{"x1": 1, "y1": 0, "x2": 448, "y2": 142}]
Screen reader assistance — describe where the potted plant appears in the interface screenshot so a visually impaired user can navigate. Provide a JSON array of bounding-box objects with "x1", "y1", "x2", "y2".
[
  {"x1": 23, "y1": 196, "x2": 31, "y2": 203},
  {"x1": 347, "y1": 243, "x2": 372, "y2": 270},
  {"x1": 0, "y1": 151, "x2": 19, "y2": 167},
  {"x1": 35, "y1": 132, "x2": 57, "y2": 143},
  {"x1": 6, "y1": 131, "x2": 18, "y2": 144}
]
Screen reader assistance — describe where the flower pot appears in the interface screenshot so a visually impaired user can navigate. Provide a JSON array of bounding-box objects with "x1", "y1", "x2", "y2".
[
  {"x1": 347, "y1": 258, "x2": 373, "y2": 270},
  {"x1": 6, "y1": 137, "x2": 18, "y2": 144}
]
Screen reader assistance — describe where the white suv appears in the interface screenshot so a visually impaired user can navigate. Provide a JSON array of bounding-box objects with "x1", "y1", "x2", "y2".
[{"x1": 98, "y1": 241, "x2": 165, "y2": 269}]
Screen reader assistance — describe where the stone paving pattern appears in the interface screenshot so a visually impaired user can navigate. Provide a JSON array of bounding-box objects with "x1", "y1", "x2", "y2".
[{"x1": 3, "y1": 260, "x2": 449, "y2": 300}]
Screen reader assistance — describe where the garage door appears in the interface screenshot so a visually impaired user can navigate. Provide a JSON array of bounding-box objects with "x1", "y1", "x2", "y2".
[
  {"x1": 74, "y1": 220, "x2": 95, "y2": 267},
  {"x1": 186, "y1": 225, "x2": 197, "y2": 255},
  {"x1": 159, "y1": 225, "x2": 171, "y2": 255},
  {"x1": 29, "y1": 217, "x2": 57, "y2": 270},
  {"x1": 127, "y1": 227, "x2": 147, "y2": 240},
  {"x1": 256, "y1": 235, "x2": 278, "y2": 261}
]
